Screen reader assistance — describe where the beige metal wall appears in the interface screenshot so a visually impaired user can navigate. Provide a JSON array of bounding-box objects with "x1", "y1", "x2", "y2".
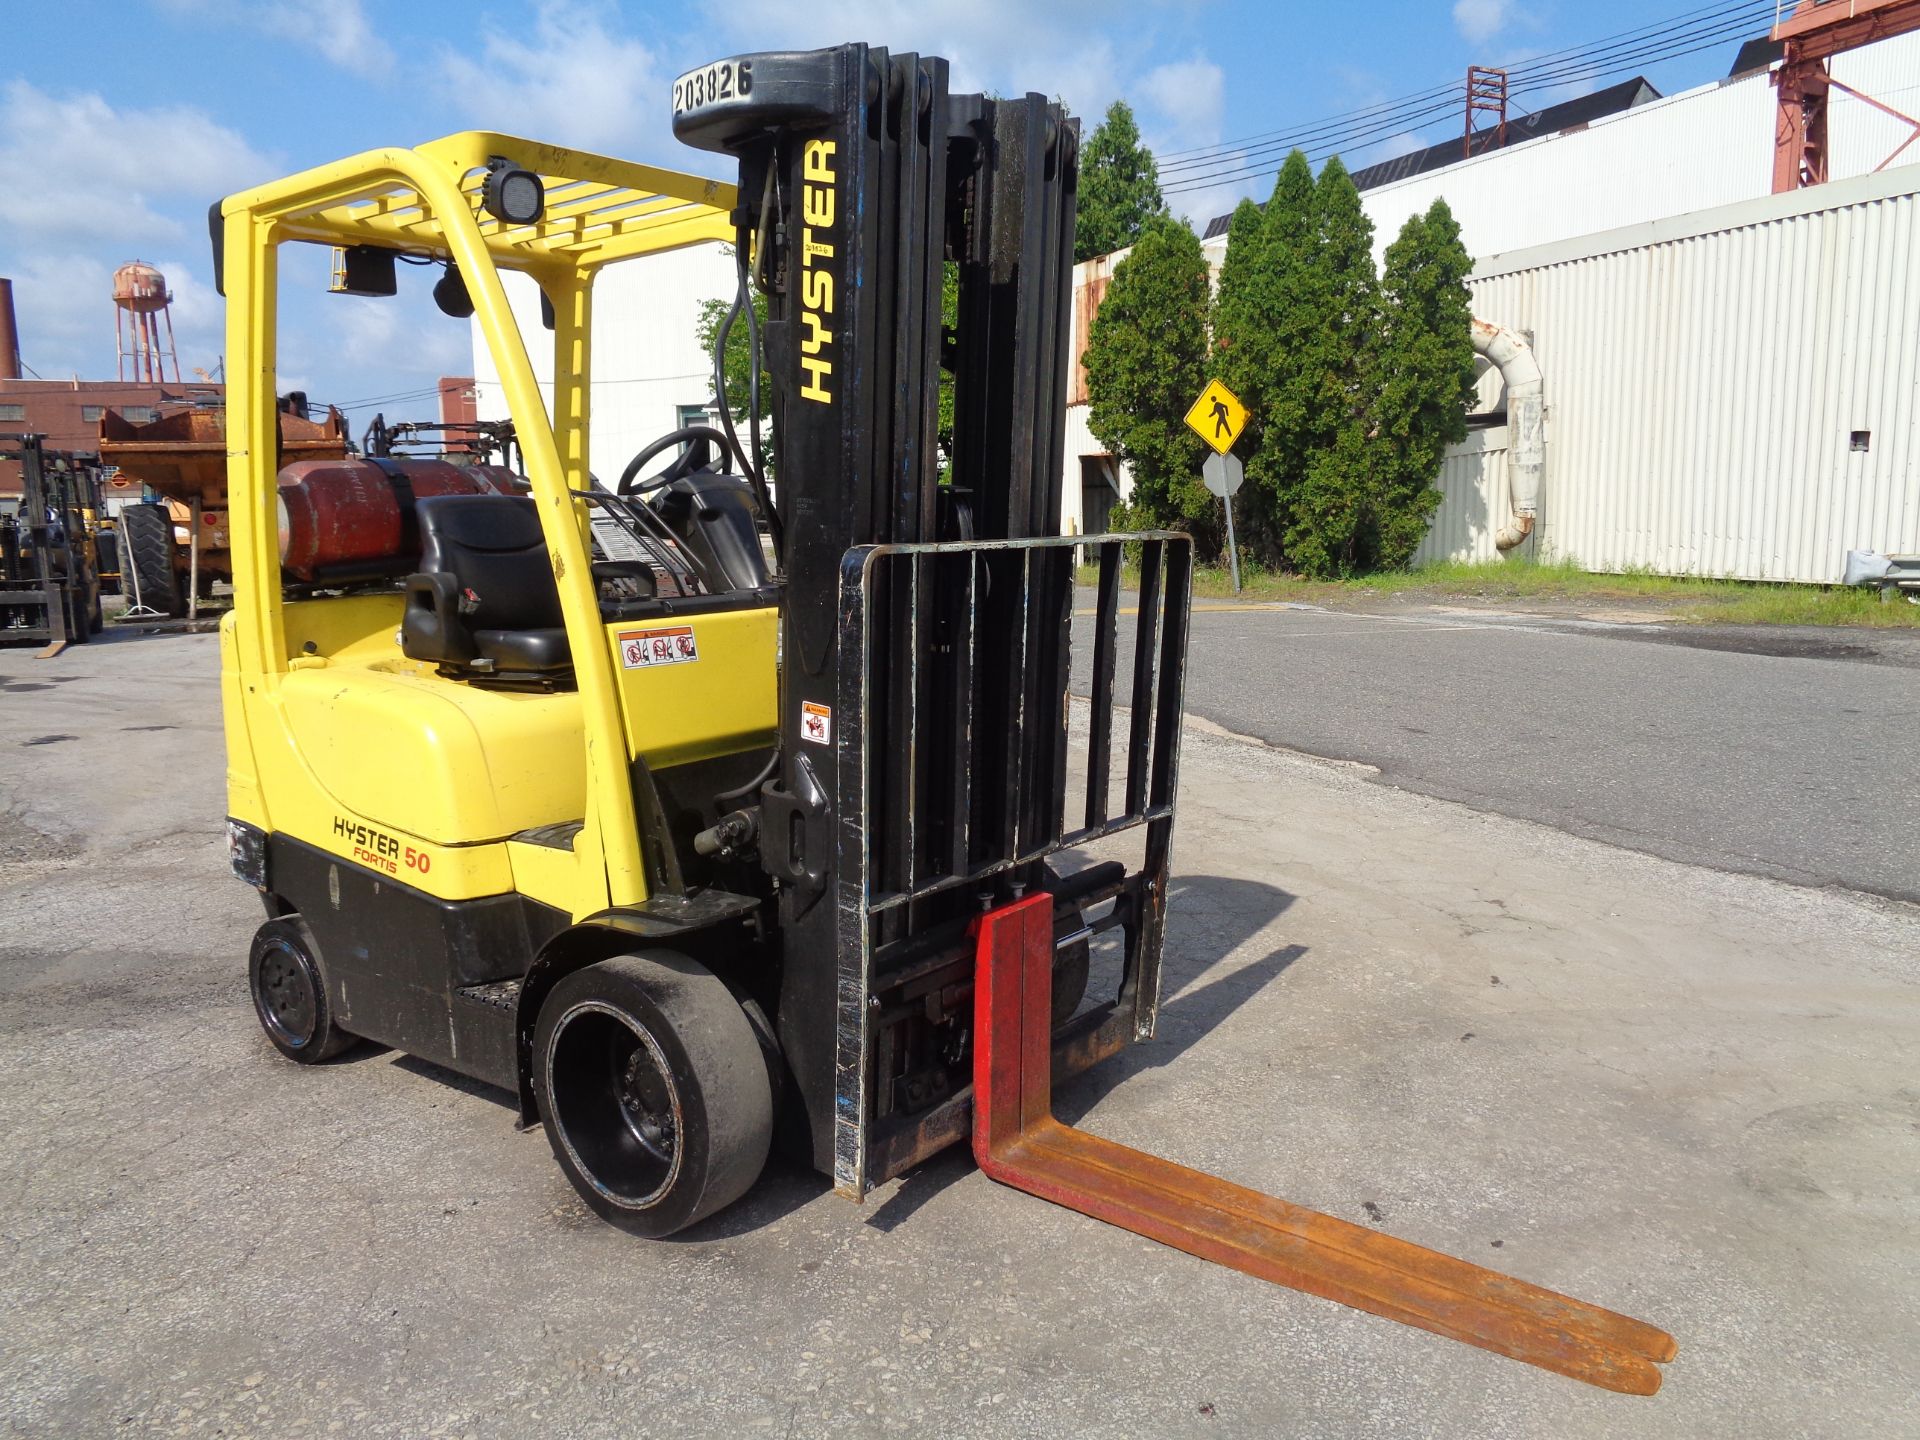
[
  {"x1": 1414, "y1": 426, "x2": 1508, "y2": 567},
  {"x1": 1435, "y1": 164, "x2": 1920, "y2": 583}
]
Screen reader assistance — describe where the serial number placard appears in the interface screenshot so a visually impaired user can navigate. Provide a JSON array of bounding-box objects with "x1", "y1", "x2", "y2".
[{"x1": 672, "y1": 59, "x2": 753, "y2": 115}]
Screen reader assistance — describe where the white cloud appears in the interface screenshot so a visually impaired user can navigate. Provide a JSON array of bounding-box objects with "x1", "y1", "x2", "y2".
[
  {"x1": 695, "y1": 1, "x2": 1246, "y2": 231},
  {"x1": 1137, "y1": 57, "x2": 1225, "y2": 153},
  {"x1": 1452, "y1": 0, "x2": 1514, "y2": 46},
  {"x1": 4, "y1": 253, "x2": 114, "y2": 381},
  {"x1": 436, "y1": 1, "x2": 670, "y2": 156},
  {"x1": 0, "y1": 81, "x2": 275, "y2": 246},
  {"x1": 697, "y1": 0, "x2": 1125, "y2": 125},
  {"x1": 154, "y1": 0, "x2": 393, "y2": 75},
  {"x1": 0, "y1": 82, "x2": 274, "y2": 376}
]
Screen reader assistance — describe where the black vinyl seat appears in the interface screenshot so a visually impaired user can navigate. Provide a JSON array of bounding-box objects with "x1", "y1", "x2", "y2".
[{"x1": 402, "y1": 495, "x2": 571, "y2": 678}]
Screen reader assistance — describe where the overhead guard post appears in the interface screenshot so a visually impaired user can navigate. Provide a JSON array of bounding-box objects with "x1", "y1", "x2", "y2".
[{"x1": 969, "y1": 894, "x2": 1677, "y2": 1395}]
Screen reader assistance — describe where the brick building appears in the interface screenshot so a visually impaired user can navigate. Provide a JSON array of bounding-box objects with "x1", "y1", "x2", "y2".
[
  {"x1": 0, "y1": 378, "x2": 224, "y2": 498},
  {"x1": 0, "y1": 276, "x2": 221, "y2": 498}
]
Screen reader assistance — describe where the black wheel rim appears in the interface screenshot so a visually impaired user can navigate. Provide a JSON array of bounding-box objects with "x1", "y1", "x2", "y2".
[
  {"x1": 546, "y1": 1001, "x2": 681, "y2": 1208},
  {"x1": 255, "y1": 941, "x2": 318, "y2": 1048}
]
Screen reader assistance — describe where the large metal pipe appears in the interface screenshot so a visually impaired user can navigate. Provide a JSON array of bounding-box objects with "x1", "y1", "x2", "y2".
[
  {"x1": 1471, "y1": 318, "x2": 1544, "y2": 551},
  {"x1": 0, "y1": 277, "x2": 21, "y2": 380}
]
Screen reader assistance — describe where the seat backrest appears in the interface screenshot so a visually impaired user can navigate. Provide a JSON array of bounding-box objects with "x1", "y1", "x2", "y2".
[{"x1": 414, "y1": 494, "x2": 563, "y2": 632}]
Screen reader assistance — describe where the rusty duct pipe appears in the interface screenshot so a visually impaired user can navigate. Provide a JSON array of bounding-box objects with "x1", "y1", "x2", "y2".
[
  {"x1": 1471, "y1": 318, "x2": 1543, "y2": 551},
  {"x1": 0, "y1": 277, "x2": 20, "y2": 381}
]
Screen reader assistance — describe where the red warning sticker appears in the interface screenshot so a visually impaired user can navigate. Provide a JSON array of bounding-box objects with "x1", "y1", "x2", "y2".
[
  {"x1": 618, "y1": 625, "x2": 699, "y2": 669},
  {"x1": 800, "y1": 700, "x2": 832, "y2": 746}
]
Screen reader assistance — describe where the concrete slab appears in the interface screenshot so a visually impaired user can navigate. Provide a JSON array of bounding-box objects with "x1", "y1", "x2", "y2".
[{"x1": 1, "y1": 633, "x2": 1915, "y2": 1437}]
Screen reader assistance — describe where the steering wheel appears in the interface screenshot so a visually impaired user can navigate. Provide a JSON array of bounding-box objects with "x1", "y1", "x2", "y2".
[{"x1": 617, "y1": 425, "x2": 741, "y2": 496}]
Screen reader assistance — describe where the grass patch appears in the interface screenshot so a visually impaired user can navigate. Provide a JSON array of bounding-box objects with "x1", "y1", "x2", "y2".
[{"x1": 1075, "y1": 555, "x2": 1920, "y2": 629}]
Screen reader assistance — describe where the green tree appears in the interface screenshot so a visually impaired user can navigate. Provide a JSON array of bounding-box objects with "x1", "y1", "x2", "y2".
[
  {"x1": 1076, "y1": 101, "x2": 1168, "y2": 262},
  {"x1": 1366, "y1": 199, "x2": 1476, "y2": 567},
  {"x1": 1083, "y1": 214, "x2": 1216, "y2": 549},
  {"x1": 1210, "y1": 150, "x2": 1317, "y2": 565},
  {"x1": 1283, "y1": 155, "x2": 1385, "y2": 576}
]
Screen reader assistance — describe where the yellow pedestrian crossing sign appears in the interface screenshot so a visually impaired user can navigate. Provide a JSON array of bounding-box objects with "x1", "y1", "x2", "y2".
[{"x1": 1184, "y1": 379, "x2": 1248, "y2": 456}]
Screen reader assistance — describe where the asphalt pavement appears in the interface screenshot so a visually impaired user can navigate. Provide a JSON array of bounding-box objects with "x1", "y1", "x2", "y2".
[
  {"x1": 4, "y1": 628, "x2": 1918, "y2": 1437},
  {"x1": 1074, "y1": 599, "x2": 1919, "y2": 903}
]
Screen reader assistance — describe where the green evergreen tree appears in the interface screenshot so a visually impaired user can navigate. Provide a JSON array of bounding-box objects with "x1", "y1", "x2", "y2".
[
  {"x1": 1083, "y1": 214, "x2": 1216, "y2": 550},
  {"x1": 1075, "y1": 101, "x2": 1168, "y2": 262},
  {"x1": 1367, "y1": 199, "x2": 1476, "y2": 567},
  {"x1": 1284, "y1": 155, "x2": 1385, "y2": 576},
  {"x1": 1210, "y1": 150, "x2": 1317, "y2": 564}
]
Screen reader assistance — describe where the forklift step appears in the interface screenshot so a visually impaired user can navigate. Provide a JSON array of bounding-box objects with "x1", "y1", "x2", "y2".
[
  {"x1": 457, "y1": 978, "x2": 523, "y2": 1012},
  {"x1": 970, "y1": 894, "x2": 1677, "y2": 1395}
]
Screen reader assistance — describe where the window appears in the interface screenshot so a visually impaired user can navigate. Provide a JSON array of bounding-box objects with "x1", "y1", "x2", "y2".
[
  {"x1": 0, "y1": 404, "x2": 25, "y2": 422},
  {"x1": 118, "y1": 405, "x2": 156, "y2": 423},
  {"x1": 676, "y1": 402, "x2": 720, "y2": 459},
  {"x1": 81, "y1": 405, "x2": 104, "y2": 422}
]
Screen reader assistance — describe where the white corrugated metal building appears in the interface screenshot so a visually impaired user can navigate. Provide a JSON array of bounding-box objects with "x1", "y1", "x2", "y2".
[
  {"x1": 1418, "y1": 165, "x2": 1920, "y2": 581},
  {"x1": 1058, "y1": 30, "x2": 1920, "y2": 572},
  {"x1": 1348, "y1": 35, "x2": 1920, "y2": 264}
]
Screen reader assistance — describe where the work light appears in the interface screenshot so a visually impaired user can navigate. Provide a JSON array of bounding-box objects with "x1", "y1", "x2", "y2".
[
  {"x1": 481, "y1": 157, "x2": 545, "y2": 225},
  {"x1": 432, "y1": 263, "x2": 474, "y2": 319}
]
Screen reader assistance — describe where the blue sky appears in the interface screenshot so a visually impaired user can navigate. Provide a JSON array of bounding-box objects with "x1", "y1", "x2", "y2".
[{"x1": 2, "y1": 0, "x2": 1778, "y2": 421}]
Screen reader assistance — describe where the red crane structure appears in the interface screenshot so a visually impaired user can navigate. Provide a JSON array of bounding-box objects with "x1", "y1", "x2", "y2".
[
  {"x1": 1772, "y1": 0, "x2": 1920, "y2": 191},
  {"x1": 1464, "y1": 66, "x2": 1509, "y2": 159}
]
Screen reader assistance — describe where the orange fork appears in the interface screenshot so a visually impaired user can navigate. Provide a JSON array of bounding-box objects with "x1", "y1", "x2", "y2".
[{"x1": 970, "y1": 894, "x2": 1677, "y2": 1395}]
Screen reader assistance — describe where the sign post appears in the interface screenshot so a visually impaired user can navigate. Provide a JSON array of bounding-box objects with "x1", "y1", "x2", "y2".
[
  {"x1": 1184, "y1": 379, "x2": 1249, "y2": 593},
  {"x1": 1201, "y1": 453, "x2": 1245, "y2": 592}
]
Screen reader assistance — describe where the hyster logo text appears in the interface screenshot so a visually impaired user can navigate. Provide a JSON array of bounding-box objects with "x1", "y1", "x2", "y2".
[
  {"x1": 332, "y1": 815, "x2": 432, "y2": 878},
  {"x1": 799, "y1": 138, "x2": 837, "y2": 404}
]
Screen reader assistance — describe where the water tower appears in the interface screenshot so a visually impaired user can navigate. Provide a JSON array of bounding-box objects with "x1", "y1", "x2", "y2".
[{"x1": 114, "y1": 261, "x2": 181, "y2": 384}]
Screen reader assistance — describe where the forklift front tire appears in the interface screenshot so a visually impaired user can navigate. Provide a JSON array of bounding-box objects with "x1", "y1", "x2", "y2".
[
  {"x1": 248, "y1": 917, "x2": 355, "y2": 1064},
  {"x1": 532, "y1": 953, "x2": 773, "y2": 1238}
]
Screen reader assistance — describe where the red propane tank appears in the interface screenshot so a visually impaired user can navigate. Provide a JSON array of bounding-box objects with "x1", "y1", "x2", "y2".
[{"x1": 277, "y1": 458, "x2": 506, "y2": 579}]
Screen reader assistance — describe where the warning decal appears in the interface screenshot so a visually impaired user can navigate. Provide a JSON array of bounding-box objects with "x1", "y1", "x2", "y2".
[
  {"x1": 800, "y1": 700, "x2": 832, "y2": 746},
  {"x1": 618, "y1": 625, "x2": 699, "y2": 669}
]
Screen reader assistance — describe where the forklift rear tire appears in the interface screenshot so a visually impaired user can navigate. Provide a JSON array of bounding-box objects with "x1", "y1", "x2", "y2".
[
  {"x1": 249, "y1": 917, "x2": 355, "y2": 1063},
  {"x1": 533, "y1": 953, "x2": 773, "y2": 1238}
]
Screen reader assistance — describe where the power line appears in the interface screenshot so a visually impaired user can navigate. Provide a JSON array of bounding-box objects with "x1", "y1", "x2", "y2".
[
  {"x1": 1164, "y1": 5, "x2": 1775, "y2": 193},
  {"x1": 1165, "y1": 5, "x2": 1776, "y2": 193},
  {"x1": 1159, "y1": 0, "x2": 1777, "y2": 195},
  {"x1": 1158, "y1": 0, "x2": 1772, "y2": 173}
]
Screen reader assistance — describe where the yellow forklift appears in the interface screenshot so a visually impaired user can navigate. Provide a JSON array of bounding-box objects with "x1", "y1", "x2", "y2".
[{"x1": 215, "y1": 44, "x2": 1673, "y2": 1392}]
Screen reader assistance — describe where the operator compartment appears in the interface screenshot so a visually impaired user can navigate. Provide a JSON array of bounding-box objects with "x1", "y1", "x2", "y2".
[
  {"x1": 271, "y1": 434, "x2": 779, "y2": 853},
  {"x1": 274, "y1": 459, "x2": 590, "y2": 851}
]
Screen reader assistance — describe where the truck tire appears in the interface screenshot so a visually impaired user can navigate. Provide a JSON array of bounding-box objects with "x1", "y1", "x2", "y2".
[
  {"x1": 249, "y1": 917, "x2": 356, "y2": 1063},
  {"x1": 120, "y1": 503, "x2": 182, "y2": 617},
  {"x1": 533, "y1": 952, "x2": 773, "y2": 1238}
]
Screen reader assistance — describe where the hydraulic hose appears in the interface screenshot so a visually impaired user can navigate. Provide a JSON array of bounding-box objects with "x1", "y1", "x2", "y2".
[{"x1": 714, "y1": 161, "x2": 783, "y2": 566}]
